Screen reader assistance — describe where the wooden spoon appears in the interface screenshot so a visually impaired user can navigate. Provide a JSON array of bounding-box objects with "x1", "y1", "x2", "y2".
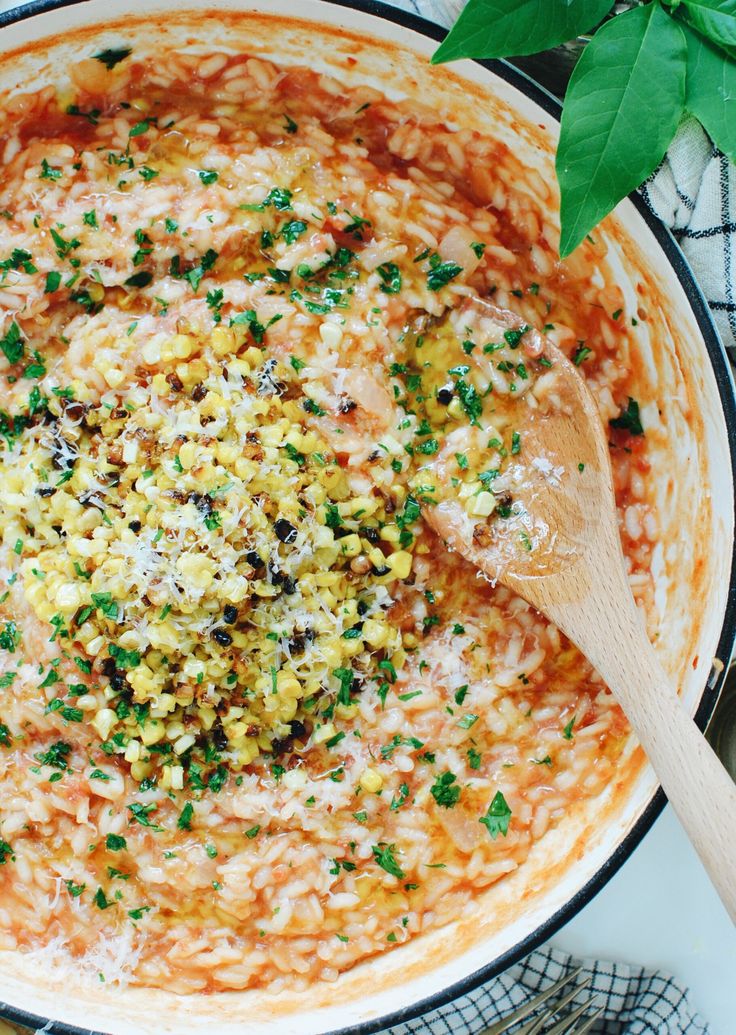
[{"x1": 421, "y1": 297, "x2": 736, "y2": 921}]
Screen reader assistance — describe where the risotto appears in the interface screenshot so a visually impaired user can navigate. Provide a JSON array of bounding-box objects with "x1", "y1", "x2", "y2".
[{"x1": 0, "y1": 46, "x2": 656, "y2": 994}]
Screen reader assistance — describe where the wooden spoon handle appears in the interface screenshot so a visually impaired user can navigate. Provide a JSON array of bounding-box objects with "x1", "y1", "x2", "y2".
[
  {"x1": 618, "y1": 667, "x2": 736, "y2": 923},
  {"x1": 548, "y1": 569, "x2": 736, "y2": 922},
  {"x1": 526, "y1": 519, "x2": 736, "y2": 922}
]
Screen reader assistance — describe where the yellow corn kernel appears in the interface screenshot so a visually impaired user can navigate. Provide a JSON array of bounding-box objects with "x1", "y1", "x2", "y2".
[
  {"x1": 362, "y1": 618, "x2": 389, "y2": 648},
  {"x1": 359, "y1": 768, "x2": 383, "y2": 793},
  {"x1": 140, "y1": 719, "x2": 166, "y2": 745},
  {"x1": 173, "y1": 334, "x2": 195, "y2": 359},
  {"x1": 312, "y1": 722, "x2": 337, "y2": 745},
  {"x1": 379, "y1": 525, "x2": 400, "y2": 543},
  {"x1": 151, "y1": 373, "x2": 170, "y2": 397},
  {"x1": 277, "y1": 674, "x2": 302, "y2": 697},
  {"x1": 338, "y1": 533, "x2": 361, "y2": 557},
  {"x1": 86, "y1": 635, "x2": 106, "y2": 656},
  {"x1": 211, "y1": 326, "x2": 235, "y2": 357},
  {"x1": 177, "y1": 441, "x2": 197, "y2": 470},
  {"x1": 386, "y1": 550, "x2": 412, "y2": 580},
  {"x1": 176, "y1": 553, "x2": 215, "y2": 588},
  {"x1": 174, "y1": 733, "x2": 196, "y2": 755},
  {"x1": 131, "y1": 760, "x2": 153, "y2": 781},
  {"x1": 124, "y1": 740, "x2": 142, "y2": 763},
  {"x1": 92, "y1": 708, "x2": 117, "y2": 741},
  {"x1": 103, "y1": 367, "x2": 125, "y2": 389},
  {"x1": 468, "y1": 491, "x2": 495, "y2": 518},
  {"x1": 367, "y1": 547, "x2": 386, "y2": 570}
]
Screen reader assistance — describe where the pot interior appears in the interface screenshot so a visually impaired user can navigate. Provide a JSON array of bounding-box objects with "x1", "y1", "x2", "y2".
[{"x1": 0, "y1": 3, "x2": 732, "y2": 1033}]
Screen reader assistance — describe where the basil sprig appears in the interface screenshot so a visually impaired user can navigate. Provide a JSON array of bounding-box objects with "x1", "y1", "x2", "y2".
[{"x1": 433, "y1": 0, "x2": 736, "y2": 256}]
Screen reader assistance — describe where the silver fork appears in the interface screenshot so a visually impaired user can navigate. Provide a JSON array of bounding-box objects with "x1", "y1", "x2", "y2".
[{"x1": 480, "y1": 967, "x2": 604, "y2": 1035}]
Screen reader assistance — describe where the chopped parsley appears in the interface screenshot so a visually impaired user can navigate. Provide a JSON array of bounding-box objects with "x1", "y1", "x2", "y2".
[
  {"x1": 430, "y1": 771, "x2": 461, "y2": 808},
  {"x1": 426, "y1": 256, "x2": 462, "y2": 291},
  {"x1": 127, "y1": 802, "x2": 163, "y2": 830},
  {"x1": 479, "y1": 791, "x2": 512, "y2": 839},
  {"x1": 376, "y1": 262, "x2": 401, "y2": 294},
  {"x1": 44, "y1": 270, "x2": 62, "y2": 293},
  {"x1": 573, "y1": 343, "x2": 592, "y2": 365},
  {"x1": 609, "y1": 396, "x2": 644, "y2": 436},
  {"x1": 39, "y1": 158, "x2": 63, "y2": 181},
  {"x1": 177, "y1": 802, "x2": 194, "y2": 831},
  {"x1": 93, "y1": 47, "x2": 133, "y2": 69},
  {"x1": 372, "y1": 843, "x2": 405, "y2": 879},
  {"x1": 0, "y1": 322, "x2": 24, "y2": 364}
]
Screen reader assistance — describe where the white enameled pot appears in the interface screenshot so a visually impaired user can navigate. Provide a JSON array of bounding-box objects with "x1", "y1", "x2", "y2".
[{"x1": 0, "y1": 2, "x2": 734, "y2": 1033}]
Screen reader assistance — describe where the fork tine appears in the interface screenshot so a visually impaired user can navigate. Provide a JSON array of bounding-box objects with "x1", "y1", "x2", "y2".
[
  {"x1": 519, "y1": 977, "x2": 593, "y2": 1035},
  {"x1": 568, "y1": 1003, "x2": 605, "y2": 1035},
  {"x1": 541, "y1": 995, "x2": 600, "y2": 1035},
  {"x1": 480, "y1": 968, "x2": 585, "y2": 1035}
]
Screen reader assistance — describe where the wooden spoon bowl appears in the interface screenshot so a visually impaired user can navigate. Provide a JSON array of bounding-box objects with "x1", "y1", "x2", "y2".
[{"x1": 421, "y1": 298, "x2": 736, "y2": 921}]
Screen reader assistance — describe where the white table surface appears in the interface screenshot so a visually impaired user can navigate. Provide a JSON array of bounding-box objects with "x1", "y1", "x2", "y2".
[
  {"x1": 0, "y1": 1, "x2": 733, "y2": 1031},
  {"x1": 551, "y1": 805, "x2": 736, "y2": 1033}
]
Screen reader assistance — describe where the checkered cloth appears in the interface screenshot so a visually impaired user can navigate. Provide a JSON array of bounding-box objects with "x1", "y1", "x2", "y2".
[
  {"x1": 395, "y1": 0, "x2": 736, "y2": 356},
  {"x1": 381, "y1": 944, "x2": 710, "y2": 1034},
  {"x1": 379, "y1": 14, "x2": 716, "y2": 1035}
]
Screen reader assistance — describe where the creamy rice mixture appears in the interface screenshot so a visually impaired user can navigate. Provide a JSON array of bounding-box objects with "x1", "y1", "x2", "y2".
[{"x1": 0, "y1": 47, "x2": 655, "y2": 993}]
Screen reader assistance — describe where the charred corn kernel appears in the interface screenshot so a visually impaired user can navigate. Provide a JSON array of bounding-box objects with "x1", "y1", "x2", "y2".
[
  {"x1": 2, "y1": 324, "x2": 423, "y2": 786},
  {"x1": 386, "y1": 551, "x2": 412, "y2": 579},
  {"x1": 359, "y1": 768, "x2": 383, "y2": 793}
]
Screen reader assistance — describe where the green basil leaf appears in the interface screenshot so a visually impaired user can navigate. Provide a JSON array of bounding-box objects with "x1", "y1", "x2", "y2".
[
  {"x1": 683, "y1": 21, "x2": 736, "y2": 160},
  {"x1": 557, "y1": 2, "x2": 686, "y2": 257},
  {"x1": 676, "y1": 0, "x2": 736, "y2": 54},
  {"x1": 432, "y1": 0, "x2": 614, "y2": 64}
]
